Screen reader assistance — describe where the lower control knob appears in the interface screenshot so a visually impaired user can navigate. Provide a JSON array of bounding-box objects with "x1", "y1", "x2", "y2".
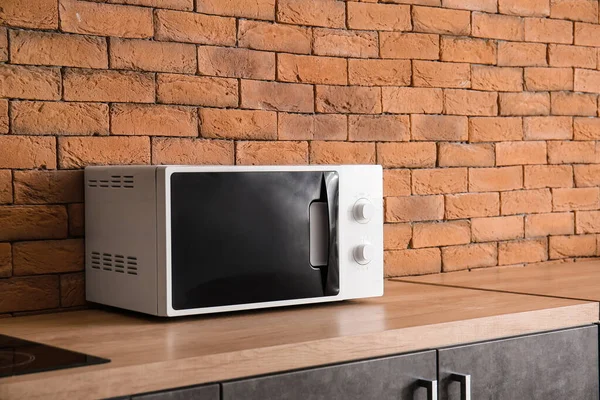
[{"x1": 354, "y1": 244, "x2": 374, "y2": 265}]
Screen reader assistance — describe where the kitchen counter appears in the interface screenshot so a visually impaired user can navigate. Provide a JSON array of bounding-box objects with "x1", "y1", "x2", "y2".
[
  {"x1": 0, "y1": 280, "x2": 597, "y2": 400},
  {"x1": 399, "y1": 258, "x2": 600, "y2": 301}
]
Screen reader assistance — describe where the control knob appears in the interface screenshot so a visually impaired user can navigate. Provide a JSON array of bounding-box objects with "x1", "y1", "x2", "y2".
[
  {"x1": 353, "y1": 199, "x2": 374, "y2": 223},
  {"x1": 354, "y1": 244, "x2": 374, "y2": 265}
]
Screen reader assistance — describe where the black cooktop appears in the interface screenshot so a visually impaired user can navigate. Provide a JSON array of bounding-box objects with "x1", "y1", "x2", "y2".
[{"x1": 0, "y1": 334, "x2": 109, "y2": 378}]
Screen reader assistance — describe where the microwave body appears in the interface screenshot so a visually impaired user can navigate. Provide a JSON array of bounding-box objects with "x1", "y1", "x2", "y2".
[{"x1": 85, "y1": 165, "x2": 383, "y2": 317}]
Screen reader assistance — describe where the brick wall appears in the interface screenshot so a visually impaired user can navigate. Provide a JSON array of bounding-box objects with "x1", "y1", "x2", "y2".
[{"x1": 1, "y1": 0, "x2": 600, "y2": 315}]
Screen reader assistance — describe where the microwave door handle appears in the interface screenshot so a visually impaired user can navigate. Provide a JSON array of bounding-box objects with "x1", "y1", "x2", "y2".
[{"x1": 323, "y1": 171, "x2": 340, "y2": 296}]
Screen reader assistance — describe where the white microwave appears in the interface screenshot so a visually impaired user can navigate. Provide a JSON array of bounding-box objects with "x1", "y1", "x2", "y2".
[{"x1": 85, "y1": 165, "x2": 383, "y2": 317}]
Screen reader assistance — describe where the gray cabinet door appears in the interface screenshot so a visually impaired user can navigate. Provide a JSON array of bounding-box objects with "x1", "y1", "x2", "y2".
[
  {"x1": 131, "y1": 383, "x2": 219, "y2": 400},
  {"x1": 222, "y1": 350, "x2": 436, "y2": 400},
  {"x1": 438, "y1": 325, "x2": 599, "y2": 400}
]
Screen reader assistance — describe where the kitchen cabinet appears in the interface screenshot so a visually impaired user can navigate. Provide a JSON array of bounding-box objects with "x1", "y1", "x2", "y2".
[
  {"x1": 438, "y1": 325, "x2": 598, "y2": 400},
  {"x1": 221, "y1": 350, "x2": 437, "y2": 400}
]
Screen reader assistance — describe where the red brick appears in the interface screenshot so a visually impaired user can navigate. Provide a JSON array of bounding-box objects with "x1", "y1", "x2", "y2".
[
  {"x1": 278, "y1": 54, "x2": 347, "y2": 85},
  {"x1": 384, "y1": 170, "x2": 411, "y2": 197},
  {"x1": 349, "y1": 115, "x2": 410, "y2": 142},
  {"x1": 0, "y1": 136, "x2": 56, "y2": 169},
  {"x1": 385, "y1": 195, "x2": 444, "y2": 223},
  {"x1": 382, "y1": 87, "x2": 443, "y2": 114},
  {"x1": 0, "y1": 100, "x2": 6, "y2": 134},
  {"x1": 152, "y1": 138, "x2": 233, "y2": 165},
  {"x1": 0, "y1": 65, "x2": 60, "y2": 101},
  {"x1": 0, "y1": 243, "x2": 10, "y2": 278},
  {"x1": 111, "y1": 104, "x2": 198, "y2": 137},
  {"x1": 316, "y1": 86, "x2": 381, "y2": 114},
  {"x1": 413, "y1": 61, "x2": 470, "y2": 88},
  {"x1": 381, "y1": 0, "x2": 440, "y2": 5},
  {"x1": 574, "y1": 118, "x2": 600, "y2": 140},
  {"x1": 384, "y1": 248, "x2": 441, "y2": 277},
  {"x1": 576, "y1": 210, "x2": 600, "y2": 233},
  {"x1": 238, "y1": 20, "x2": 310, "y2": 54},
  {"x1": 472, "y1": 215, "x2": 524, "y2": 242},
  {"x1": 441, "y1": 37, "x2": 496, "y2": 64},
  {"x1": 574, "y1": 69, "x2": 600, "y2": 94},
  {"x1": 413, "y1": 220, "x2": 471, "y2": 248},
  {"x1": 471, "y1": 65, "x2": 524, "y2": 92},
  {"x1": 574, "y1": 164, "x2": 600, "y2": 187},
  {"x1": 196, "y1": 0, "x2": 274, "y2": 20},
  {"x1": 439, "y1": 143, "x2": 495, "y2": 167},
  {"x1": 412, "y1": 115, "x2": 468, "y2": 141},
  {"x1": 550, "y1": 234, "x2": 596, "y2": 259},
  {"x1": 412, "y1": 168, "x2": 467, "y2": 195},
  {"x1": 499, "y1": 238, "x2": 548, "y2": 265},
  {"x1": 277, "y1": 0, "x2": 345, "y2": 28},
  {"x1": 68, "y1": 203, "x2": 84, "y2": 237},
  {"x1": 524, "y1": 17, "x2": 573, "y2": 44},
  {"x1": 0, "y1": 0, "x2": 57, "y2": 29},
  {"x1": 553, "y1": 187, "x2": 600, "y2": 211},
  {"x1": 526, "y1": 212, "x2": 575, "y2": 237},
  {"x1": 13, "y1": 239, "x2": 83, "y2": 275},
  {"x1": 551, "y1": 0, "x2": 598, "y2": 22},
  {"x1": 377, "y1": 142, "x2": 437, "y2": 168},
  {"x1": 548, "y1": 141, "x2": 596, "y2": 163},
  {"x1": 501, "y1": 189, "x2": 553, "y2": 214},
  {"x1": 11, "y1": 101, "x2": 108, "y2": 136},
  {"x1": 412, "y1": 6, "x2": 470, "y2": 35},
  {"x1": 524, "y1": 68, "x2": 573, "y2": 91},
  {"x1": 348, "y1": 59, "x2": 411, "y2": 86},
  {"x1": 0, "y1": 28, "x2": 6, "y2": 63},
  {"x1": 278, "y1": 114, "x2": 347, "y2": 141},
  {"x1": 0, "y1": 206, "x2": 67, "y2": 241},
  {"x1": 155, "y1": 9, "x2": 235, "y2": 45},
  {"x1": 446, "y1": 192, "x2": 500, "y2": 219},
  {"x1": 158, "y1": 74, "x2": 237, "y2": 107},
  {"x1": 469, "y1": 117, "x2": 523, "y2": 142},
  {"x1": 442, "y1": 243, "x2": 498, "y2": 272},
  {"x1": 380, "y1": 33, "x2": 439, "y2": 60},
  {"x1": 197, "y1": 46, "x2": 275, "y2": 80},
  {"x1": 551, "y1": 92, "x2": 597, "y2": 116},
  {"x1": 498, "y1": 42, "x2": 548, "y2": 67},
  {"x1": 469, "y1": 166, "x2": 524, "y2": 192},
  {"x1": 310, "y1": 141, "x2": 375, "y2": 164},
  {"x1": 60, "y1": 273, "x2": 85, "y2": 308},
  {"x1": 444, "y1": 90, "x2": 498, "y2": 116},
  {"x1": 200, "y1": 109, "x2": 275, "y2": 140},
  {"x1": 0, "y1": 170, "x2": 11, "y2": 205},
  {"x1": 10, "y1": 31, "x2": 107, "y2": 69},
  {"x1": 347, "y1": 3, "x2": 411, "y2": 31},
  {"x1": 58, "y1": 137, "x2": 150, "y2": 169},
  {"x1": 64, "y1": 69, "x2": 154, "y2": 103},
  {"x1": 443, "y1": 0, "x2": 497, "y2": 12},
  {"x1": 108, "y1": 0, "x2": 192, "y2": 10},
  {"x1": 523, "y1": 116, "x2": 572, "y2": 140},
  {"x1": 384, "y1": 223, "x2": 412, "y2": 250},
  {"x1": 110, "y1": 38, "x2": 195, "y2": 74},
  {"x1": 13, "y1": 170, "x2": 82, "y2": 204},
  {"x1": 496, "y1": 141, "x2": 547, "y2": 165},
  {"x1": 472, "y1": 12, "x2": 524, "y2": 41},
  {"x1": 0, "y1": 276, "x2": 59, "y2": 313},
  {"x1": 548, "y1": 44, "x2": 596, "y2": 68},
  {"x1": 524, "y1": 165, "x2": 573, "y2": 189},
  {"x1": 574, "y1": 22, "x2": 600, "y2": 46},
  {"x1": 313, "y1": 28, "x2": 378, "y2": 58},
  {"x1": 237, "y1": 141, "x2": 308, "y2": 165},
  {"x1": 243, "y1": 80, "x2": 313, "y2": 113},
  {"x1": 60, "y1": 0, "x2": 152, "y2": 38},
  {"x1": 499, "y1": 0, "x2": 550, "y2": 16},
  {"x1": 500, "y1": 92, "x2": 550, "y2": 116}
]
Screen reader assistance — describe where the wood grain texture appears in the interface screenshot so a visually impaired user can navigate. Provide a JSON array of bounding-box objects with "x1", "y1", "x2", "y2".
[
  {"x1": 399, "y1": 258, "x2": 600, "y2": 301},
  {"x1": 0, "y1": 280, "x2": 596, "y2": 400}
]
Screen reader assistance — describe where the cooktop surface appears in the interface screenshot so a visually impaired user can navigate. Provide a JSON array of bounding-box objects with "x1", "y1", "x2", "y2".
[{"x1": 0, "y1": 334, "x2": 109, "y2": 378}]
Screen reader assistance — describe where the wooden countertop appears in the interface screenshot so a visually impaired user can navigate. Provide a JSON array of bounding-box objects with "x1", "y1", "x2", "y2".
[
  {"x1": 0, "y1": 281, "x2": 597, "y2": 400},
  {"x1": 399, "y1": 258, "x2": 600, "y2": 301}
]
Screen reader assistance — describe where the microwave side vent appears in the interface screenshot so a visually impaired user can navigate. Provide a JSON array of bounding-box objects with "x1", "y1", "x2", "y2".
[
  {"x1": 88, "y1": 175, "x2": 134, "y2": 189},
  {"x1": 89, "y1": 251, "x2": 138, "y2": 275}
]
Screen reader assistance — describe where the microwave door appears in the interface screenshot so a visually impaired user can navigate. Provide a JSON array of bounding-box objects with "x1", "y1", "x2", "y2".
[{"x1": 169, "y1": 171, "x2": 340, "y2": 310}]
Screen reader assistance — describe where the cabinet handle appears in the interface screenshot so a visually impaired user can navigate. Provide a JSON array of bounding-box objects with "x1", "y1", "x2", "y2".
[
  {"x1": 417, "y1": 379, "x2": 438, "y2": 400},
  {"x1": 450, "y1": 373, "x2": 471, "y2": 400}
]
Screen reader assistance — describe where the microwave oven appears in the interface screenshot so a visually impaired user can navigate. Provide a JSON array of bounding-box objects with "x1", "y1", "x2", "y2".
[{"x1": 85, "y1": 165, "x2": 383, "y2": 317}]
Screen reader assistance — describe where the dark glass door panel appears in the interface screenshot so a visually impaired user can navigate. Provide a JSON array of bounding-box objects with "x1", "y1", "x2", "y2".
[{"x1": 170, "y1": 171, "x2": 339, "y2": 310}]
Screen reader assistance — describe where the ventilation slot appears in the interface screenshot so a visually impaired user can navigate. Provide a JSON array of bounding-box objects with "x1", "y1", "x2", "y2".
[
  {"x1": 88, "y1": 175, "x2": 134, "y2": 189},
  {"x1": 90, "y1": 252, "x2": 138, "y2": 276}
]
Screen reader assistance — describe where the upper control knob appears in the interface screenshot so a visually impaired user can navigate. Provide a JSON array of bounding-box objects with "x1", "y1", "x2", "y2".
[
  {"x1": 354, "y1": 244, "x2": 374, "y2": 265},
  {"x1": 353, "y1": 198, "x2": 374, "y2": 223}
]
